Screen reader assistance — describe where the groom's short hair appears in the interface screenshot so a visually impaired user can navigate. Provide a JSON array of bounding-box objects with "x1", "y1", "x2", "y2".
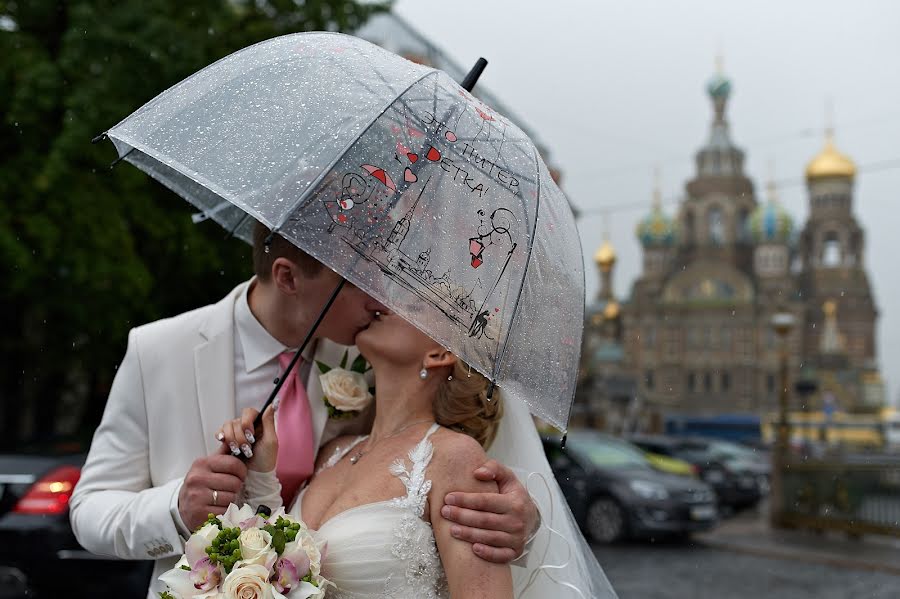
[{"x1": 252, "y1": 222, "x2": 323, "y2": 280}]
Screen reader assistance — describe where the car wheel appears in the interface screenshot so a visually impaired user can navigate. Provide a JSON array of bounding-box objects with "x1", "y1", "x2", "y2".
[{"x1": 586, "y1": 497, "x2": 626, "y2": 543}]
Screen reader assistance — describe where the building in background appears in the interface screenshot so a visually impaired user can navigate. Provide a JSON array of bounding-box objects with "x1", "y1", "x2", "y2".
[{"x1": 578, "y1": 63, "x2": 884, "y2": 433}]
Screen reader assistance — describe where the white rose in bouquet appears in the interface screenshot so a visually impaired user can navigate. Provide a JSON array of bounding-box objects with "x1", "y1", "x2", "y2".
[
  {"x1": 238, "y1": 528, "x2": 277, "y2": 569},
  {"x1": 221, "y1": 564, "x2": 273, "y2": 599},
  {"x1": 320, "y1": 368, "x2": 372, "y2": 411}
]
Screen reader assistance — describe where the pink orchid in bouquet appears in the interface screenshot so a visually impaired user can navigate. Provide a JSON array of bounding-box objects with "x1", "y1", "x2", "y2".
[{"x1": 159, "y1": 503, "x2": 330, "y2": 599}]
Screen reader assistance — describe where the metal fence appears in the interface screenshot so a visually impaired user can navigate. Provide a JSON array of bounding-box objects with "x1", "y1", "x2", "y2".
[{"x1": 780, "y1": 458, "x2": 900, "y2": 537}]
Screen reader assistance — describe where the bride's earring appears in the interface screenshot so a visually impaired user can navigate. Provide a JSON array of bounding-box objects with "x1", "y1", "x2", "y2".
[
  {"x1": 419, "y1": 368, "x2": 428, "y2": 380},
  {"x1": 447, "y1": 374, "x2": 453, "y2": 381}
]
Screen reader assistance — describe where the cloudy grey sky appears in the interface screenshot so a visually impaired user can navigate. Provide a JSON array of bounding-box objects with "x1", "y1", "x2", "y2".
[{"x1": 394, "y1": 0, "x2": 900, "y2": 405}]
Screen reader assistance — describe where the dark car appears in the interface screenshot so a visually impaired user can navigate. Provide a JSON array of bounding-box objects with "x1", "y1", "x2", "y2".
[
  {"x1": 0, "y1": 452, "x2": 151, "y2": 598},
  {"x1": 543, "y1": 431, "x2": 718, "y2": 543},
  {"x1": 627, "y1": 434, "x2": 764, "y2": 511}
]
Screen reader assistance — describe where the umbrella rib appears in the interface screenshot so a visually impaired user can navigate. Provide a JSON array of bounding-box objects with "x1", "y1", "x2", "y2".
[
  {"x1": 268, "y1": 70, "x2": 440, "y2": 236},
  {"x1": 487, "y1": 146, "x2": 542, "y2": 394}
]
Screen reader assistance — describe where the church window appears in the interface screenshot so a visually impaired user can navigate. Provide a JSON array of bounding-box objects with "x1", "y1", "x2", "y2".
[
  {"x1": 644, "y1": 327, "x2": 656, "y2": 349},
  {"x1": 708, "y1": 207, "x2": 725, "y2": 245},
  {"x1": 737, "y1": 208, "x2": 751, "y2": 243},
  {"x1": 766, "y1": 373, "x2": 775, "y2": 395},
  {"x1": 685, "y1": 210, "x2": 696, "y2": 245},
  {"x1": 645, "y1": 370, "x2": 655, "y2": 390},
  {"x1": 721, "y1": 372, "x2": 731, "y2": 391},
  {"x1": 704, "y1": 372, "x2": 713, "y2": 392},
  {"x1": 687, "y1": 372, "x2": 696, "y2": 392},
  {"x1": 822, "y1": 232, "x2": 842, "y2": 267}
]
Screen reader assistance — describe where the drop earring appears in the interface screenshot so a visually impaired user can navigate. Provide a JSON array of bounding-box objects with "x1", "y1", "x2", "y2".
[
  {"x1": 419, "y1": 368, "x2": 428, "y2": 380},
  {"x1": 447, "y1": 375, "x2": 454, "y2": 381}
]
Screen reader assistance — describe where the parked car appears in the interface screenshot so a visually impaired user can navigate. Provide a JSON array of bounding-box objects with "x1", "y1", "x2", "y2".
[
  {"x1": 543, "y1": 431, "x2": 718, "y2": 543},
  {"x1": 627, "y1": 434, "x2": 764, "y2": 511},
  {"x1": 643, "y1": 451, "x2": 698, "y2": 478},
  {"x1": 0, "y1": 451, "x2": 151, "y2": 598}
]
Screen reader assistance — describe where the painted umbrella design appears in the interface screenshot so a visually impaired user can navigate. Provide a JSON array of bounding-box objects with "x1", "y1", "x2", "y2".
[{"x1": 101, "y1": 32, "x2": 584, "y2": 431}]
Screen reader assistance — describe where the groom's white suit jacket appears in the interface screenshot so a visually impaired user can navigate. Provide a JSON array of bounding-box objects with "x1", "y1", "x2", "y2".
[{"x1": 70, "y1": 281, "x2": 372, "y2": 596}]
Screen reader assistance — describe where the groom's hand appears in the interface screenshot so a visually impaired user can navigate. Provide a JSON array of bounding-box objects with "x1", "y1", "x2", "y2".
[
  {"x1": 441, "y1": 459, "x2": 539, "y2": 563},
  {"x1": 178, "y1": 451, "x2": 248, "y2": 531}
]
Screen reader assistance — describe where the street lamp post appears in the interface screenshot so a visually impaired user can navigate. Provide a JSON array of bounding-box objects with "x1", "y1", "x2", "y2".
[{"x1": 770, "y1": 310, "x2": 796, "y2": 528}]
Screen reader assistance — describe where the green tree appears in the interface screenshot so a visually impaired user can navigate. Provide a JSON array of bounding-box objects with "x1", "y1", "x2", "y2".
[{"x1": 0, "y1": 0, "x2": 388, "y2": 449}]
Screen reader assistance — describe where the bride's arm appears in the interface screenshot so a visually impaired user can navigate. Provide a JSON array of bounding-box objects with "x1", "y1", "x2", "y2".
[
  {"x1": 218, "y1": 407, "x2": 283, "y2": 511},
  {"x1": 429, "y1": 432, "x2": 513, "y2": 599}
]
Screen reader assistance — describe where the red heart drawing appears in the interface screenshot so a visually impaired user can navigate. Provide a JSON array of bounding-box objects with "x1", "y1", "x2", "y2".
[
  {"x1": 404, "y1": 167, "x2": 417, "y2": 183},
  {"x1": 426, "y1": 146, "x2": 441, "y2": 161},
  {"x1": 445, "y1": 131, "x2": 458, "y2": 142},
  {"x1": 471, "y1": 256, "x2": 483, "y2": 268},
  {"x1": 407, "y1": 152, "x2": 418, "y2": 163}
]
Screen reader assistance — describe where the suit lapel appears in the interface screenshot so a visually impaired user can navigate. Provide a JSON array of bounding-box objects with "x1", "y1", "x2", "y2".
[
  {"x1": 306, "y1": 339, "x2": 346, "y2": 452},
  {"x1": 194, "y1": 283, "x2": 245, "y2": 455}
]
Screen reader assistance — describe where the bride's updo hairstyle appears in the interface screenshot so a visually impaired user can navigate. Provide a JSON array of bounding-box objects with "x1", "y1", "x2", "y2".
[{"x1": 433, "y1": 361, "x2": 503, "y2": 450}]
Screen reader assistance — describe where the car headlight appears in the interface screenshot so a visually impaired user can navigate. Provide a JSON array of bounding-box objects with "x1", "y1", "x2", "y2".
[{"x1": 629, "y1": 480, "x2": 669, "y2": 500}]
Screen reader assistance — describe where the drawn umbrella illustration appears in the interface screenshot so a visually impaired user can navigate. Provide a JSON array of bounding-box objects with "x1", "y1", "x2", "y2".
[{"x1": 96, "y1": 33, "x2": 584, "y2": 432}]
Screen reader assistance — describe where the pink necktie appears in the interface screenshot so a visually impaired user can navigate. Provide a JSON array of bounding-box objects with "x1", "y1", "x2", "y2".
[{"x1": 275, "y1": 351, "x2": 315, "y2": 506}]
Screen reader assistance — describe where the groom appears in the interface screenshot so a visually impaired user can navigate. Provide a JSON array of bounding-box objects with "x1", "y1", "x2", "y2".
[{"x1": 70, "y1": 224, "x2": 537, "y2": 597}]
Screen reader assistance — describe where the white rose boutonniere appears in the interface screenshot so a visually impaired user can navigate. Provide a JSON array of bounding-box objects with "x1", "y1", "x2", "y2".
[{"x1": 316, "y1": 350, "x2": 373, "y2": 419}]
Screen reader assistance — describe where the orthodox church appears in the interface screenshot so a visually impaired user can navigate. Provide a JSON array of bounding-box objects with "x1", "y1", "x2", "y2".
[{"x1": 576, "y1": 66, "x2": 885, "y2": 431}]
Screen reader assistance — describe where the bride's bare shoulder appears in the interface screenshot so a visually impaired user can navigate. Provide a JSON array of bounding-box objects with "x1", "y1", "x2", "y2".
[{"x1": 428, "y1": 428, "x2": 493, "y2": 491}]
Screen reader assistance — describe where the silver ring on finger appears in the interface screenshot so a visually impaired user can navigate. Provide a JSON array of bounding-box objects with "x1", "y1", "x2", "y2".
[{"x1": 212, "y1": 489, "x2": 218, "y2": 507}]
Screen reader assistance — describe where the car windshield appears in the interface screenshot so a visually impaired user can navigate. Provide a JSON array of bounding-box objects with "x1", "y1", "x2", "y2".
[{"x1": 571, "y1": 435, "x2": 651, "y2": 469}]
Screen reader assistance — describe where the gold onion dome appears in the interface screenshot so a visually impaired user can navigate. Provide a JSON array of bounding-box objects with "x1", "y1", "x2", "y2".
[
  {"x1": 594, "y1": 239, "x2": 617, "y2": 269},
  {"x1": 806, "y1": 134, "x2": 856, "y2": 180},
  {"x1": 603, "y1": 300, "x2": 620, "y2": 319}
]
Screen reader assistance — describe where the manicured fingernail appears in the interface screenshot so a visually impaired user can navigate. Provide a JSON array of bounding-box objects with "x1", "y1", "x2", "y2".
[
  {"x1": 244, "y1": 430, "x2": 255, "y2": 444},
  {"x1": 445, "y1": 494, "x2": 457, "y2": 506},
  {"x1": 450, "y1": 525, "x2": 461, "y2": 537},
  {"x1": 241, "y1": 444, "x2": 253, "y2": 458},
  {"x1": 441, "y1": 506, "x2": 452, "y2": 518},
  {"x1": 229, "y1": 442, "x2": 240, "y2": 455},
  {"x1": 216, "y1": 432, "x2": 225, "y2": 442}
]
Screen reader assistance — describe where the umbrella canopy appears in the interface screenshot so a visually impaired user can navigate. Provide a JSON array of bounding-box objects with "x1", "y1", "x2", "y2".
[{"x1": 104, "y1": 32, "x2": 583, "y2": 431}]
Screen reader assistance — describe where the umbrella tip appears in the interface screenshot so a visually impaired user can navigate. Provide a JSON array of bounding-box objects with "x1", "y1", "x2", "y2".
[
  {"x1": 486, "y1": 380, "x2": 495, "y2": 401},
  {"x1": 561, "y1": 433, "x2": 567, "y2": 450},
  {"x1": 461, "y1": 58, "x2": 488, "y2": 92},
  {"x1": 91, "y1": 132, "x2": 108, "y2": 145}
]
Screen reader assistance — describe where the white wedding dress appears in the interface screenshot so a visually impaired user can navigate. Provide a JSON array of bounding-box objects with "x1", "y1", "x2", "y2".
[
  {"x1": 243, "y1": 424, "x2": 449, "y2": 598},
  {"x1": 244, "y1": 399, "x2": 619, "y2": 599}
]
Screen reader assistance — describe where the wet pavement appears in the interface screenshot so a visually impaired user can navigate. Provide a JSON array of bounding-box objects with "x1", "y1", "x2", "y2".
[{"x1": 592, "y1": 505, "x2": 900, "y2": 599}]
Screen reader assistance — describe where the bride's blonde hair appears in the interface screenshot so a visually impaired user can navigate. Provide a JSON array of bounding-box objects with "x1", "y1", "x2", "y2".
[{"x1": 433, "y1": 361, "x2": 503, "y2": 450}]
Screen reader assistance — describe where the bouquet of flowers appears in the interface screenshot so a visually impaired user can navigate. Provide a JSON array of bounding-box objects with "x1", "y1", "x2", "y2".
[{"x1": 159, "y1": 504, "x2": 330, "y2": 599}]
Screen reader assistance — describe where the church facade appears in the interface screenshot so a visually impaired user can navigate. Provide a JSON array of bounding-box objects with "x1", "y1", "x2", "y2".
[{"x1": 576, "y1": 67, "x2": 885, "y2": 431}]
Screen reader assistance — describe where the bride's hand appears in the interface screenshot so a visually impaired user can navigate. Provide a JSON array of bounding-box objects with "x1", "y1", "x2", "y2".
[{"x1": 216, "y1": 406, "x2": 278, "y2": 472}]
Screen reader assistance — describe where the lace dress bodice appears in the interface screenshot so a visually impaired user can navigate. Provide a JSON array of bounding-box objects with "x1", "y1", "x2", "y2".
[{"x1": 243, "y1": 424, "x2": 448, "y2": 599}]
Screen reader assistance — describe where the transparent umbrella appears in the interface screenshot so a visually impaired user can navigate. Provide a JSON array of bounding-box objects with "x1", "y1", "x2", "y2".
[{"x1": 100, "y1": 32, "x2": 584, "y2": 432}]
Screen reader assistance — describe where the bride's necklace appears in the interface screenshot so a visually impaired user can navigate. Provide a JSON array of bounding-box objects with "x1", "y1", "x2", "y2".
[{"x1": 349, "y1": 418, "x2": 434, "y2": 465}]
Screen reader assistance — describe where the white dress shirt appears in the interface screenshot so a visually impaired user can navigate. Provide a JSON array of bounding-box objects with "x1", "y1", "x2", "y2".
[
  {"x1": 170, "y1": 281, "x2": 314, "y2": 537},
  {"x1": 233, "y1": 281, "x2": 314, "y2": 414}
]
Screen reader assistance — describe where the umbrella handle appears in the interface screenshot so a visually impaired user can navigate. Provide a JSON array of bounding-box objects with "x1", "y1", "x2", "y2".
[
  {"x1": 461, "y1": 58, "x2": 488, "y2": 92},
  {"x1": 251, "y1": 277, "x2": 347, "y2": 431}
]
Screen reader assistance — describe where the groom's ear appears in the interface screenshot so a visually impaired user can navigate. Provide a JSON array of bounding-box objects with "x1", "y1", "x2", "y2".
[{"x1": 423, "y1": 348, "x2": 456, "y2": 370}]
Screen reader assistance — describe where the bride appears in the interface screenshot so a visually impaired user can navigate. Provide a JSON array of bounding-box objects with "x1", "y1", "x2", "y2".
[{"x1": 217, "y1": 308, "x2": 616, "y2": 598}]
